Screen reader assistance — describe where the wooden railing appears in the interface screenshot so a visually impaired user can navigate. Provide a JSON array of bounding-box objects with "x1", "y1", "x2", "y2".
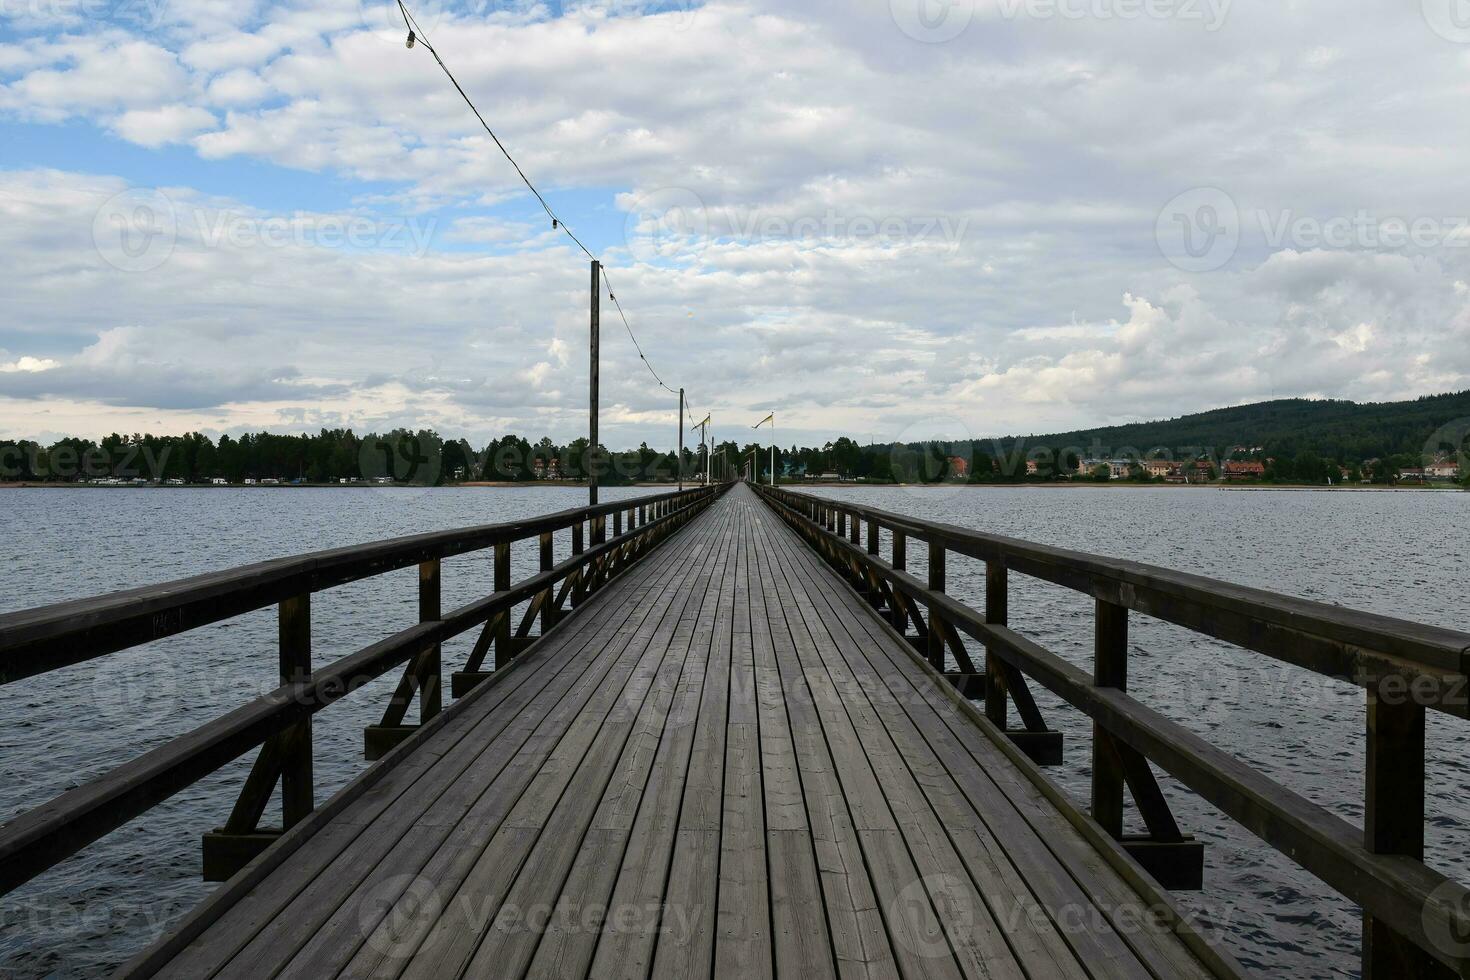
[
  {"x1": 753, "y1": 482, "x2": 1470, "y2": 980},
  {"x1": 0, "y1": 484, "x2": 722, "y2": 892}
]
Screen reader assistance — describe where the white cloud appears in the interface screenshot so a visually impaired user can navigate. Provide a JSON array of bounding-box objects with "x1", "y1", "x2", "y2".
[
  {"x1": 1, "y1": 38, "x2": 189, "y2": 119},
  {"x1": 204, "y1": 68, "x2": 272, "y2": 106},
  {"x1": 1, "y1": 2, "x2": 1469, "y2": 446},
  {"x1": 0, "y1": 355, "x2": 59, "y2": 373},
  {"x1": 111, "y1": 103, "x2": 217, "y2": 146}
]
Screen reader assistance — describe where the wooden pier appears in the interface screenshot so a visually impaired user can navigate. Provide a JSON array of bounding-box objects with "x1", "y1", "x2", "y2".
[{"x1": 2, "y1": 482, "x2": 1468, "y2": 978}]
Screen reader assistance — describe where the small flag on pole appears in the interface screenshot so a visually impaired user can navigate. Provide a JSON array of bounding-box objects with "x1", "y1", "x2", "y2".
[{"x1": 753, "y1": 413, "x2": 773, "y2": 428}]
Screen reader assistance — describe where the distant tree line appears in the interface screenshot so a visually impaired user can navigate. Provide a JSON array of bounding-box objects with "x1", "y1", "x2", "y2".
[
  {"x1": 3, "y1": 388, "x2": 1468, "y2": 488},
  {"x1": 0, "y1": 430, "x2": 707, "y2": 485}
]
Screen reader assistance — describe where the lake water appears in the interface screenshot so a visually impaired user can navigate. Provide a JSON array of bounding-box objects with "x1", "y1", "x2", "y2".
[{"x1": 1, "y1": 484, "x2": 1466, "y2": 977}]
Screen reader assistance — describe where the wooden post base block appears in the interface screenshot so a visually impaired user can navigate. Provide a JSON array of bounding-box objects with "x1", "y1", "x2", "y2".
[
  {"x1": 1006, "y1": 729, "x2": 1064, "y2": 767},
  {"x1": 363, "y1": 724, "x2": 418, "y2": 761},
  {"x1": 202, "y1": 829, "x2": 281, "y2": 882},
  {"x1": 1120, "y1": 835, "x2": 1204, "y2": 891},
  {"x1": 451, "y1": 671, "x2": 493, "y2": 699},
  {"x1": 944, "y1": 672, "x2": 987, "y2": 700}
]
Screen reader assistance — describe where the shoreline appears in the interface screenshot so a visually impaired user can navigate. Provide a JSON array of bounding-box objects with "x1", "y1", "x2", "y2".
[{"x1": 2, "y1": 480, "x2": 1461, "y2": 492}]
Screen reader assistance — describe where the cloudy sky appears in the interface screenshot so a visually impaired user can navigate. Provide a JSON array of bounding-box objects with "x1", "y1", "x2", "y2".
[{"x1": 3, "y1": 0, "x2": 1470, "y2": 449}]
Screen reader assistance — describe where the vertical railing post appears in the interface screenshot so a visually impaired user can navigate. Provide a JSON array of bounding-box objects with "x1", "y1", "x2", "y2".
[
  {"x1": 866, "y1": 518, "x2": 879, "y2": 556},
  {"x1": 891, "y1": 531, "x2": 908, "y2": 629},
  {"x1": 926, "y1": 542, "x2": 946, "y2": 671},
  {"x1": 419, "y1": 559, "x2": 442, "y2": 723},
  {"x1": 985, "y1": 561, "x2": 1009, "y2": 728},
  {"x1": 1363, "y1": 690, "x2": 1445, "y2": 977},
  {"x1": 1091, "y1": 599, "x2": 1128, "y2": 837},
  {"x1": 279, "y1": 594, "x2": 313, "y2": 827},
  {"x1": 539, "y1": 531, "x2": 554, "y2": 632},
  {"x1": 494, "y1": 542, "x2": 512, "y2": 669},
  {"x1": 571, "y1": 520, "x2": 585, "y2": 607}
]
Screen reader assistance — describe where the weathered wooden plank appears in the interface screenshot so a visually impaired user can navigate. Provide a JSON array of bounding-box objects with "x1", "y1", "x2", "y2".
[
  {"x1": 458, "y1": 508, "x2": 736, "y2": 979},
  {"x1": 750, "y1": 509, "x2": 898, "y2": 980},
  {"x1": 530, "y1": 508, "x2": 735, "y2": 980},
  {"x1": 365, "y1": 531, "x2": 721, "y2": 980},
  {"x1": 762, "y1": 516, "x2": 1164, "y2": 980},
  {"x1": 763, "y1": 503, "x2": 1223, "y2": 980},
  {"x1": 716, "y1": 512, "x2": 774, "y2": 980}
]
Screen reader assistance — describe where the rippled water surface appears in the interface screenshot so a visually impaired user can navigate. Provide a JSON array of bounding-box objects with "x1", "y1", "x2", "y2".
[
  {"x1": 0, "y1": 485, "x2": 662, "y2": 978},
  {"x1": 1, "y1": 484, "x2": 1466, "y2": 978}
]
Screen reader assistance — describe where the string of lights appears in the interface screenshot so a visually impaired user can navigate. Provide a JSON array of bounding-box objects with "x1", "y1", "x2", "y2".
[{"x1": 396, "y1": 0, "x2": 693, "y2": 413}]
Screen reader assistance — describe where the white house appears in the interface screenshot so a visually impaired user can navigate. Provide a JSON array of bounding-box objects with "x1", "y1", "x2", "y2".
[{"x1": 1427, "y1": 460, "x2": 1461, "y2": 480}]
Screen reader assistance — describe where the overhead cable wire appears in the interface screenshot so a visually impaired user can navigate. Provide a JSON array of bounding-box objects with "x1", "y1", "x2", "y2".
[{"x1": 396, "y1": 0, "x2": 686, "y2": 402}]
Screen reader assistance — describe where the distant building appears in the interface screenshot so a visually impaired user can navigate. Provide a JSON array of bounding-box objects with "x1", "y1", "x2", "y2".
[
  {"x1": 947, "y1": 456, "x2": 969, "y2": 479},
  {"x1": 1141, "y1": 459, "x2": 1175, "y2": 479},
  {"x1": 1025, "y1": 459, "x2": 1039, "y2": 476},
  {"x1": 1427, "y1": 460, "x2": 1461, "y2": 480},
  {"x1": 212, "y1": 477, "x2": 228, "y2": 485},
  {"x1": 1399, "y1": 467, "x2": 1427, "y2": 483},
  {"x1": 1223, "y1": 461, "x2": 1265, "y2": 481}
]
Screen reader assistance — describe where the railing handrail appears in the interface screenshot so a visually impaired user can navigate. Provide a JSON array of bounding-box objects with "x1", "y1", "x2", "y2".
[
  {"x1": 760, "y1": 485, "x2": 1470, "y2": 700},
  {"x1": 0, "y1": 485, "x2": 711, "y2": 684}
]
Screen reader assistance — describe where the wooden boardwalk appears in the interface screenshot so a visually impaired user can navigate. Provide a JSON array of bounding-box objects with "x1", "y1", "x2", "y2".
[{"x1": 127, "y1": 484, "x2": 1230, "y2": 980}]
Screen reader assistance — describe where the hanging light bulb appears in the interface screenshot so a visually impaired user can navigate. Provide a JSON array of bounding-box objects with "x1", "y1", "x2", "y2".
[
  {"x1": 552, "y1": 218, "x2": 558, "y2": 230},
  {"x1": 406, "y1": 30, "x2": 416, "y2": 49}
]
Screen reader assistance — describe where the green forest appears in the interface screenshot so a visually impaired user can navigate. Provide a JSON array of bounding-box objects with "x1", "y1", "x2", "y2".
[{"x1": 3, "y1": 390, "x2": 1468, "y2": 486}]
